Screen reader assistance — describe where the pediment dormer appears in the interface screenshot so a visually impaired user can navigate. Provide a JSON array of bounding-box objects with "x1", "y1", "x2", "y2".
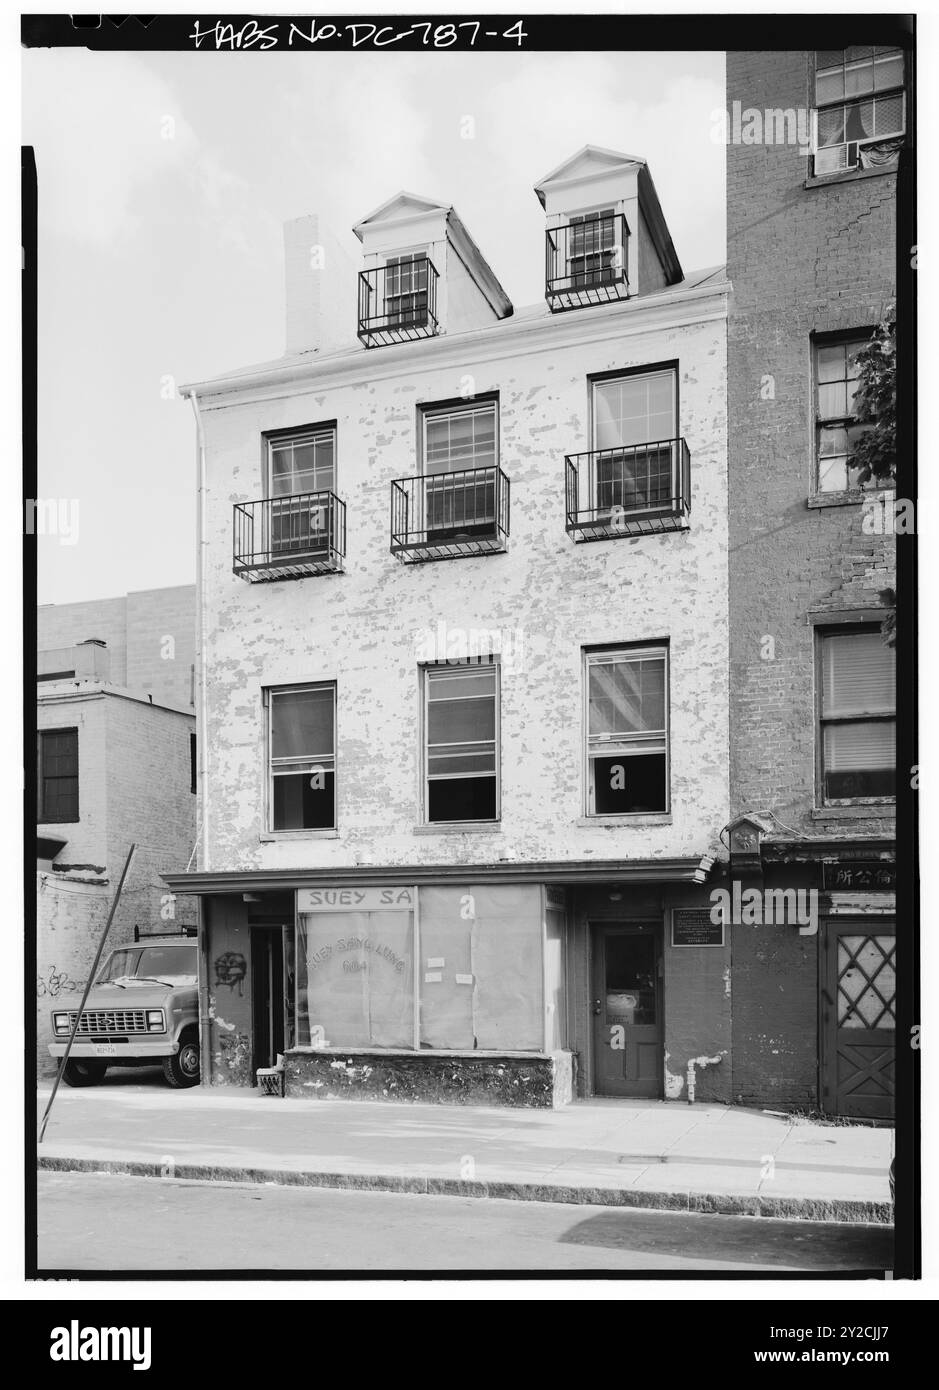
[
  {"x1": 352, "y1": 191, "x2": 512, "y2": 347},
  {"x1": 534, "y1": 145, "x2": 683, "y2": 308}
]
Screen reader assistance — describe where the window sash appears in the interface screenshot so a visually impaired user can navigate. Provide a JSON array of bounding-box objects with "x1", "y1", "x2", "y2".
[
  {"x1": 267, "y1": 685, "x2": 337, "y2": 830},
  {"x1": 424, "y1": 665, "x2": 499, "y2": 818},
  {"x1": 592, "y1": 371, "x2": 677, "y2": 453},
  {"x1": 268, "y1": 430, "x2": 336, "y2": 499},
  {"x1": 39, "y1": 729, "x2": 79, "y2": 822},
  {"x1": 584, "y1": 648, "x2": 669, "y2": 815},
  {"x1": 423, "y1": 401, "x2": 498, "y2": 476},
  {"x1": 817, "y1": 629, "x2": 896, "y2": 802}
]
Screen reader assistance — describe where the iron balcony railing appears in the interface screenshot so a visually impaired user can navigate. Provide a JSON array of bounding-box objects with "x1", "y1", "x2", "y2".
[
  {"x1": 565, "y1": 438, "x2": 691, "y2": 540},
  {"x1": 358, "y1": 257, "x2": 439, "y2": 347},
  {"x1": 545, "y1": 212, "x2": 629, "y2": 311},
  {"x1": 233, "y1": 491, "x2": 346, "y2": 581},
  {"x1": 391, "y1": 466, "x2": 510, "y2": 562}
]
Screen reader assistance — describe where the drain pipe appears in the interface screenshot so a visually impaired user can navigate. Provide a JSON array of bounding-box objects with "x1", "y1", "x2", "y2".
[
  {"x1": 687, "y1": 1053, "x2": 724, "y2": 1104},
  {"x1": 188, "y1": 388, "x2": 209, "y2": 874}
]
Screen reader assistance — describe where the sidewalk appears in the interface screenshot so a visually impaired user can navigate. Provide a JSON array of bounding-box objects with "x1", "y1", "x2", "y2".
[{"x1": 36, "y1": 1076, "x2": 893, "y2": 1224}]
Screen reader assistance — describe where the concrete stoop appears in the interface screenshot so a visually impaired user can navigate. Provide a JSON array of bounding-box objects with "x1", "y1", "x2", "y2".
[{"x1": 36, "y1": 1154, "x2": 893, "y2": 1226}]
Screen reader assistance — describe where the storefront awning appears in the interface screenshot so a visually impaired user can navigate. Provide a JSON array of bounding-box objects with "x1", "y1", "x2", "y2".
[{"x1": 163, "y1": 855, "x2": 716, "y2": 895}]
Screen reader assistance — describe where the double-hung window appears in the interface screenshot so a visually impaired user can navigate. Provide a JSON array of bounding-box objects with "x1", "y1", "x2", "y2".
[
  {"x1": 38, "y1": 728, "x2": 79, "y2": 823},
  {"x1": 424, "y1": 663, "x2": 499, "y2": 823},
  {"x1": 585, "y1": 646, "x2": 669, "y2": 815},
  {"x1": 422, "y1": 398, "x2": 498, "y2": 540},
  {"x1": 815, "y1": 335, "x2": 872, "y2": 493},
  {"x1": 569, "y1": 208, "x2": 617, "y2": 288},
  {"x1": 813, "y1": 47, "x2": 906, "y2": 176},
  {"x1": 818, "y1": 627, "x2": 895, "y2": 803},
  {"x1": 268, "y1": 684, "x2": 336, "y2": 831},
  {"x1": 267, "y1": 426, "x2": 336, "y2": 557},
  {"x1": 385, "y1": 253, "x2": 429, "y2": 328},
  {"x1": 591, "y1": 369, "x2": 677, "y2": 515}
]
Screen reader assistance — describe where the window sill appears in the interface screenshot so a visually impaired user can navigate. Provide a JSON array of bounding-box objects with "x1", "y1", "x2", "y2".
[
  {"x1": 412, "y1": 822, "x2": 502, "y2": 835},
  {"x1": 807, "y1": 491, "x2": 868, "y2": 510},
  {"x1": 259, "y1": 830, "x2": 339, "y2": 841},
  {"x1": 576, "y1": 813, "x2": 672, "y2": 827},
  {"x1": 811, "y1": 804, "x2": 895, "y2": 821},
  {"x1": 804, "y1": 162, "x2": 898, "y2": 190}
]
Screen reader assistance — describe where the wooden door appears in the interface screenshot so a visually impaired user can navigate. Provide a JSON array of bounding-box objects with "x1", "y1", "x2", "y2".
[
  {"x1": 821, "y1": 920, "x2": 895, "y2": 1119},
  {"x1": 591, "y1": 923, "x2": 663, "y2": 1097}
]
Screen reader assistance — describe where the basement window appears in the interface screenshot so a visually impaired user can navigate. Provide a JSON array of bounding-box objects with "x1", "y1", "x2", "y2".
[
  {"x1": 267, "y1": 684, "x2": 336, "y2": 831},
  {"x1": 585, "y1": 646, "x2": 669, "y2": 815},
  {"x1": 424, "y1": 663, "x2": 499, "y2": 824}
]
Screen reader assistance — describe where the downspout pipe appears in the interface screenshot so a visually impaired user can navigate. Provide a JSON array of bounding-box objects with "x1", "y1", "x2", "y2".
[
  {"x1": 188, "y1": 388, "x2": 212, "y2": 1087},
  {"x1": 686, "y1": 1053, "x2": 724, "y2": 1104},
  {"x1": 187, "y1": 389, "x2": 209, "y2": 874}
]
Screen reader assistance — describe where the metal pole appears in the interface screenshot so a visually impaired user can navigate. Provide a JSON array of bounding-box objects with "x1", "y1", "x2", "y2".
[{"x1": 38, "y1": 843, "x2": 136, "y2": 1144}]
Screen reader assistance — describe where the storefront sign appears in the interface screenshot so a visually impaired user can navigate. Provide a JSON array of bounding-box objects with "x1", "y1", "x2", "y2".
[
  {"x1": 297, "y1": 886, "x2": 415, "y2": 912},
  {"x1": 821, "y1": 863, "x2": 896, "y2": 891},
  {"x1": 671, "y1": 909, "x2": 725, "y2": 948}
]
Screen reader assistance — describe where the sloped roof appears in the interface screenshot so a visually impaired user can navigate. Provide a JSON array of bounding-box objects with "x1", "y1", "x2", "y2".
[
  {"x1": 534, "y1": 145, "x2": 647, "y2": 206},
  {"x1": 352, "y1": 191, "x2": 450, "y2": 240}
]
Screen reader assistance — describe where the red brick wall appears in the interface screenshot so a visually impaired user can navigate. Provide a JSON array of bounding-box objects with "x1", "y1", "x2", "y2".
[{"x1": 727, "y1": 50, "x2": 898, "y2": 1105}]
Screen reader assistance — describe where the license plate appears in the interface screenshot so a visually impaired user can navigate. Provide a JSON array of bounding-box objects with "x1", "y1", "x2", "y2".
[{"x1": 93, "y1": 1044, "x2": 117, "y2": 1056}]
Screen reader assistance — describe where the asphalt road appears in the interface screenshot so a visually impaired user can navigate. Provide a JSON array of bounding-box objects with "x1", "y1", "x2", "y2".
[{"x1": 36, "y1": 1172, "x2": 893, "y2": 1274}]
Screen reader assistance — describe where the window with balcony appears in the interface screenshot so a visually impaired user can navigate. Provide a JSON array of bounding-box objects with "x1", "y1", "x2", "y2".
[
  {"x1": 815, "y1": 334, "x2": 875, "y2": 493},
  {"x1": 233, "y1": 426, "x2": 345, "y2": 581},
  {"x1": 38, "y1": 728, "x2": 79, "y2": 823},
  {"x1": 566, "y1": 367, "x2": 690, "y2": 538},
  {"x1": 267, "y1": 684, "x2": 336, "y2": 831},
  {"x1": 424, "y1": 663, "x2": 499, "y2": 824},
  {"x1": 817, "y1": 627, "x2": 895, "y2": 804},
  {"x1": 391, "y1": 397, "x2": 509, "y2": 561},
  {"x1": 358, "y1": 252, "x2": 439, "y2": 346},
  {"x1": 813, "y1": 47, "x2": 906, "y2": 176},
  {"x1": 546, "y1": 209, "x2": 629, "y2": 310},
  {"x1": 585, "y1": 646, "x2": 669, "y2": 815}
]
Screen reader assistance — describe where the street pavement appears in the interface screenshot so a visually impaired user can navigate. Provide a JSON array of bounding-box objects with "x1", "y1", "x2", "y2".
[
  {"x1": 37, "y1": 1171, "x2": 895, "y2": 1273},
  {"x1": 36, "y1": 1073, "x2": 893, "y2": 1223}
]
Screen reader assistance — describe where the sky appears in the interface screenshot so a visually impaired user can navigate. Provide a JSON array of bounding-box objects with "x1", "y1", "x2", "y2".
[{"x1": 23, "y1": 46, "x2": 726, "y2": 605}]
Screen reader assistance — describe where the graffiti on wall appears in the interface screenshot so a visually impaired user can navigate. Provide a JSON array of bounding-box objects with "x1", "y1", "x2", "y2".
[
  {"x1": 37, "y1": 966, "x2": 82, "y2": 998},
  {"x1": 214, "y1": 952, "x2": 247, "y2": 996}
]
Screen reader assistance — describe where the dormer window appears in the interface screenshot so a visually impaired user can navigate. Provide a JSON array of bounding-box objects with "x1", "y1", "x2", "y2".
[
  {"x1": 384, "y1": 253, "x2": 429, "y2": 328},
  {"x1": 568, "y1": 209, "x2": 618, "y2": 288},
  {"x1": 545, "y1": 209, "x2": 629, "y2": 311},
  {"x1": 357, "y1": 251, "x2": 439, "y2": 347}
]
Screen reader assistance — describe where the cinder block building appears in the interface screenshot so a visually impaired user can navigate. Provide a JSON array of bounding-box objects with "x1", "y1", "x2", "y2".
[
  {"x1": 36, "y1": 587, "x2": 198, "y2": 1070},
  {"x1": 168, "y1": 147, "x2": 734, "y2": 1105},
  {"x1": 725, "y1": 48, "x2": 902, "y2": 1118}
]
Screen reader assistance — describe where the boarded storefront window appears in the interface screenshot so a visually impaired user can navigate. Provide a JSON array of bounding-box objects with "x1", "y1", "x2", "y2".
[
  {"x1": 418, "y1": 885, "x2": 543, "y2": 1050},
  {"x1": 297, "y1": 908, "x2": 414, "y2": 1049}
]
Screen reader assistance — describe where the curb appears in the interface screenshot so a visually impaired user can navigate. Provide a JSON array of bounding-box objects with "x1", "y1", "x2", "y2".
[{"x1": 37, "y1": 1155, "x2": 893, "y2": 1226}]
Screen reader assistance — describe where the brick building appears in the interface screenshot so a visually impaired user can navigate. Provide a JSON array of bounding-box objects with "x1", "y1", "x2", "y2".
[
  {"x1": 725, "y1": 48, "x2": 902, "y2": 1117},
  {"x1": 167, "y1": 147, "x2": 734, "y2": 1104},
  {"x1": 36, "y1": 587, "x2": 197, "y2": 1070}
]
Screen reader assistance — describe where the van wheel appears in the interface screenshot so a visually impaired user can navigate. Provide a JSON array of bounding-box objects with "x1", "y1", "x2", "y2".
[
  {"x1": 63, "y1": 1059, "x2": 107, "y2": 1087},
  {"x1": 163, "y1": 1037, "x2": 200, "y2": 1088}
]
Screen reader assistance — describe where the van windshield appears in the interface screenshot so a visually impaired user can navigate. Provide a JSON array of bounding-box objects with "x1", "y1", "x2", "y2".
[{"x1": 97, "y1": 944, "x2": 198, "y2": 987}]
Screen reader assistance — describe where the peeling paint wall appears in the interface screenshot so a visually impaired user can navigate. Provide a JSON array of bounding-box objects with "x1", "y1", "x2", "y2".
[
  {"x1": 199, "y1": 292, "x2": 729, "y2": 874},
  {"x1": 663, "y1": 895, "x2": 732, "y2": 1103},
  {"x1": 204, "y1": 896, "x2": 253, "y2": 1084}
]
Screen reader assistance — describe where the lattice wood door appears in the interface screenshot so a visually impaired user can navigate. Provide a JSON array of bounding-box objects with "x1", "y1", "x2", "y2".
[{"x1": 821, "y1": 920, "x2": 895, "y2": 1119}]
